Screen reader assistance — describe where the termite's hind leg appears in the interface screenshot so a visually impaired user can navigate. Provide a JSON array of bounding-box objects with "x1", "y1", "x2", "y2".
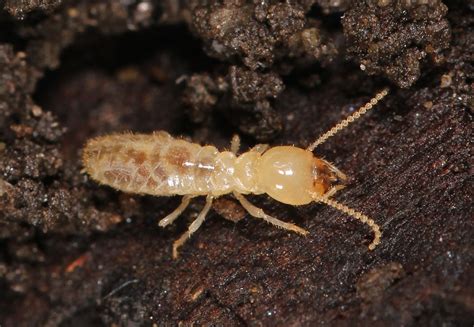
[
  {"x1": 233, "y1": 192, "x2": 308, "y2": 236},
  {"x1": 172, "y1": 195, "x2": 214, "y2": 259},
  {"x1": 231, "y1": 135, "x2": 240, "y2": 155},
  {"x1": 159, "y1": 195, "x2": 194, "y2": 227}
]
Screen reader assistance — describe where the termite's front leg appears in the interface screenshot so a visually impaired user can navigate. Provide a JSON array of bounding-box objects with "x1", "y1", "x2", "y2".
[
  {"x1": 233, "y1": 192, "x2": 308, "y2": 236},
  {"x1": 172, "y1": 195, "x2": 214, "y2": 259},
  {"x1": 324, "y1": 185, "x2": 346, "y2": 199}
]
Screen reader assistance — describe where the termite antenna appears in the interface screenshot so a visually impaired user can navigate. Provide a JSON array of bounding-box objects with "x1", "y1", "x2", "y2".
[
  {"x1": 312, "y1": 194, "x2": 381, "y2": 250},
  {"x1": 307, "y1": 88, "x2": 389, "y2": 152}
]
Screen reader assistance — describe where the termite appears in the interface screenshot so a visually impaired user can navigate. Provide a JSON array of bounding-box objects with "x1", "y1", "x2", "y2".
[{"x1": 82, "y1": 88, "x2": 389, "y2": 258}]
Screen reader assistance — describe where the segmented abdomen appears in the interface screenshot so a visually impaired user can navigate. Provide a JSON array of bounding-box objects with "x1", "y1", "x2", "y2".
[{"x1": 82, "y1": 132, "x2": 223, "y2": 196}]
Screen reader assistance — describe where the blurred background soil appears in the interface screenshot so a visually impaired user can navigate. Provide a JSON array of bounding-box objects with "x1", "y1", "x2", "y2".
[{"x1": 0, "y1": 0, "x2": 472, "y2": 325}]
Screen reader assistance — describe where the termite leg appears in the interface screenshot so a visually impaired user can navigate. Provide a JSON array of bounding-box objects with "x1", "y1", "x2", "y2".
[
  {"x1": 233, "y1": 192, "x2": 309, "y2": 236},
  {"x1": 230, "y1": 135, "x2": 240, "y2": 154},
  {"x1": 250, "y1": 144, "x2": 269, "y2": 154},
  {"x1": 159, "y1": 195, "x2": 194, "y2": 227},
  {"x1": 324, "y1": 185, "x2": 346, "y2": 198},
  {"x1": 172, "y1": 195, "x2": 214, "y2": 259},
  {"x1": 231, "y1": 135, "x2": 269, "y2": 155}
]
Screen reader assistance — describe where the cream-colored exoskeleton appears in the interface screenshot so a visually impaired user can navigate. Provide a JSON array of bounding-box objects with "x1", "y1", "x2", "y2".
[{"x1": 83, "y1": 89, "x2": 389, "y2": 258}]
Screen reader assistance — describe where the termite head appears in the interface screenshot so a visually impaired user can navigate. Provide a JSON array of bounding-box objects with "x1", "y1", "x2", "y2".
[{"x1": 258, "y1": 146, "x2": 347, "y2": 206}]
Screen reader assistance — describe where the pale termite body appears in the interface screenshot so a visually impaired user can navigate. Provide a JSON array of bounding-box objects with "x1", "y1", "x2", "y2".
[{"x1": 83, "y1": 89, "x2": 389, "y2": 258}]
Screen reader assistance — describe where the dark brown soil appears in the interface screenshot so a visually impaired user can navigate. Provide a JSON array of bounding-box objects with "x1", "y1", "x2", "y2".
[{"x1": 0, "y1": 0, "x2": 472, "y2": 326}]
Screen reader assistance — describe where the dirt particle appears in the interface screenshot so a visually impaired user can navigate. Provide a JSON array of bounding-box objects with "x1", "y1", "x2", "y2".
[
  {"x1": 10, "y1": 124, "x2": 34, "y2": 138},
  {"x1": 440, "y1": 73, "x2": 452, "y2": 88},
  {"x1": 423, "y1": 101, "x2": 433, "y2": 109},
  {"x1": 378, "y1": 0, "x2": 391, "y2": 7},
  {"x1": 0, "y1": 178, "x2": 14, "y2": 196},
  {"x1": 31, "y1": 105, "x2": 43, "y2": 117}
]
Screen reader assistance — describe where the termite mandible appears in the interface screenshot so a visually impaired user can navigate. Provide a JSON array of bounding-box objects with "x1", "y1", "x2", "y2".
[{"x1": 82, "y1": 88, "x2": 389, "y2": 258}]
